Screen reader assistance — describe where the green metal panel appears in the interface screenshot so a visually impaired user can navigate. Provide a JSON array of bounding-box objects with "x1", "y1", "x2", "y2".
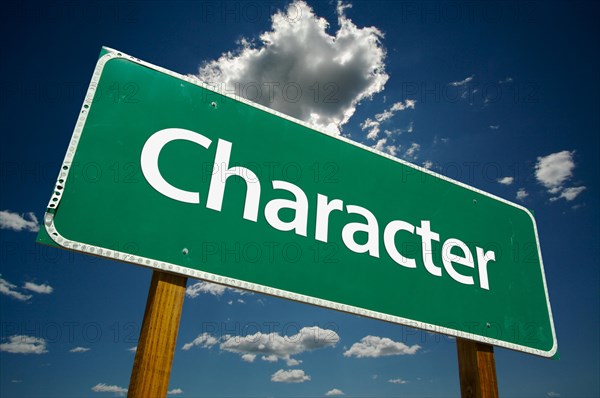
[{"x1": 38, "y1": 48, "x2": 556, "y2": 357}]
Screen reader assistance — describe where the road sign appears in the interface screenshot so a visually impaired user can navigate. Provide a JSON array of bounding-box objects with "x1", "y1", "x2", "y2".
[{"x1": 38, "y1": 47, "x2": 557, "y2": 357}]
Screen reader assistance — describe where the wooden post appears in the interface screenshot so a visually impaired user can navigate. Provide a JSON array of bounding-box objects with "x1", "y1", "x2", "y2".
[
  {"x1": 456, "y1": 338, "x2": 499, "y2": 398},
  {"x1": 128, "y1": 271, "x2": 187, "y2": 398}
]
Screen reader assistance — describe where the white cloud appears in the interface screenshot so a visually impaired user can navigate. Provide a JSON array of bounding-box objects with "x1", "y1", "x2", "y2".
[
  {"x1": 535, "y1": 150, "x2": 575, "y2": 193},
  {"x1": 271, "y1": 369, "x2": 310, "y2": 383},
  {"x1": 0, "y1": 210, "x2": 39, "y2": 232},
  {"x1": 91, "y1": 383, "x2": 127, "y2": 396},
  {"x1": 0, "y1": 275, "x2": 32, "y2": 301},
  {"x1": 220, "y1": 326, "x2": 339, "y2": 364},
  {"x1": 363, "y1": 100, "x2": 415, "y2": 140},
  {"x1": 388, "y1": 378, "x2": 408, "y2": 384},
  {"x1": 497, "y1": 176, "x2": 514, "y2": 185},
  {"x1": 185, "y1": 281, "x2": 227, "y2": 297},
  {"x1": 551, "y1": 186, "x2": 586, "y2": 202},
  {"x1": 422, "y1": 160, "x2": 433, "y2": 170},
  {"x1": 184, "y1": 326, "x2": 339, "y2": 365},
  {"x1": 185, "y1": 281, "x2": 249, "y2": 298},
  {"x1": 373, "y1": 137, "x2": 387, "y2": 152},
  {"x1": 69, "y1": 346, "x2": 90, "y2": 353},
  {"x1": 197, "y1": 0, "x2": 388, "y2": 133},
  {"x1": 23, "y1": 282, "x2": 53, "y2": 294},
  {"x1": 516, "y1": 188, "x2": 529, "y2": 201},
  {"x1": 181, "y1": 332, "x2": 219, "y2": 351},
  {"x1": 450, "y1": 74, "x2": 474, "y2": 86},
  {"x1": 404, "y1": 142, "x2": 420, "y2": 160},
  {"x1": 325, "y1": 388, "x2": 345, "y2": 396},
  {"x1": 489, "y1": 125, "x2": 500, "y2": 130},
  {"x1": 128, "y1": 346, "x2": 137, "y2": 353},
  {"x1": 499, "y1": 77, "x2": 513, "y2": 84},
  {"x1": 343, "y1": 336, "x2": 420, "y2": 358},
  {"x1": 361, "y1": 118, "x2": 381, "y2": 140},
  {"x1": 547, "y1": 392, "x2": 560, "y2": 397},
  {"x1": 375, "y1": 100, "x2": 416, "y2": 122},
  {"x1": 168, "y1": 388, "x2": 184, "y2": 395},
  {"x1": 0, "y1": 335, "x2": 48, "y2": 354}
]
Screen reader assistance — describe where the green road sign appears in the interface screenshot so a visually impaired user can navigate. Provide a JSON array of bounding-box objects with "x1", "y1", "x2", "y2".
[{"x1": 38, "y1": 47, "x2": 557, "y2": 357}]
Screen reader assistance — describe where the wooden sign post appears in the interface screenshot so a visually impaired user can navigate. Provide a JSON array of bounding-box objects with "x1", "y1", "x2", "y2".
[
  {"x1": 456, "y1": 338, "x2": 499, "y2": 398},
  {"x1": 128, "y1": 271, "x2": 187, "y2": 398}
]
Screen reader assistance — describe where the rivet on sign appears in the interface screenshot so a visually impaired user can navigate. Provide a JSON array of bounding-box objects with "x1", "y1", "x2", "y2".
[
  {"x1": 486, "y1": 322, "x2": 491, "y2": 328},
  {"x1": 182, "y1": 248, "x2": 189, "y2": 255},
  {"x1": 211, "y1": 102, "x2": 217, "y2": 108},
  {"x1": 473, "y1": 199, "x2": 477, "y2": 204}
]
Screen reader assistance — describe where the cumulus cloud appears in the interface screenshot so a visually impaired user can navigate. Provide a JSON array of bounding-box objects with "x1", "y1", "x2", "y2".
[
  {"x1": 0, "y1": 275, "x2": 32, "y2": 301},
  {"x1": 197, "y1": 0, "x2": 389, "y2": 133},
  {"x1": 69, "y1": 346, "x2": 90, "y2": 353},
  {"x1": 182, "y1": 326, "x2": 338, "y2": 366},
  {"x1": 168, "y1": 388, "x2": 183, "y2": 395},
  {"x1": 489, "y1": 125, "x2": 500, "y2": 130},
  {"x1": 497, "y1": 176, "x2": 514, "y2": 185},
  {"x1": 535, "y1": 150, "x2": 586, "y2": 202},
  {"x1": 0, "y1": 335, "x2": 48, "y2": 354},
  {"x1": 181, "y1": 332, "x2": 219, "y2": 351},
  {"x1": 516, "y1": 188, "x2": 529, "y2": 201},
  {"x1": 388, "y1": 378, "x2": 408, "y2": 384},
  {"x1": 91, "y1": 383, "x2": 127, "y2": 396},
  {"x1": 271, "y1": 369, "x2": 310, "y2": 383},
  {"x1": 343, "y1": 336, "x2": 420, "y2": 358},
  {"x1": 422, "y1": 160, "x2": 433, "y2": 170},
  {"x1": 325, "y1": 388, "x2": 345, "y2": 396},
  {"x1": 0, "y1": 210, "x2": 39, "y2": 232},
  {"x1": 23, "y1": 282, "x2": 53, "y2": 294},
  {"x1": 535, "y1": 151, "x2": 575, "y2": 193}
]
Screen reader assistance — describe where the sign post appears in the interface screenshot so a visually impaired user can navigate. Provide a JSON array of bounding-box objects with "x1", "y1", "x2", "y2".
[
  {"x1": 456, "y1": 338, "x2": 499, "y2": 398},
  {"x1": 128, "y1": 271, "x2": 187, "y2": 397}
]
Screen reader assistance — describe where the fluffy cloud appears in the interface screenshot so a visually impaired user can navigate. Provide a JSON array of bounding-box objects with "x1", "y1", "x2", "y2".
[
  {"x1": 69, "y1": 347, "x2": 90, "y2": 353},
  {"x1": 168, "y1": 388, "x2": 183, "y2": 395},
  {"x1": 91, "y1": 383, "x2": 127, "y2": 396},
  {"x1": 343, "y1": 336, "x2": 420, "y2": 358},
  {"x1": 181, "y1": 332, "x2": 219, "y2": 351},
  {"x1": 0, "y1": 335, "x2": 48, "y2": 354},
  {"x1": 516, "y1": 188, "x2": 529, "y2": 201},
  {"x1": 23, "y1": 282, "x2": 53, "y2": 294},
  {"x1": 534, "y1": 150, "x2": 586, "y2": 202},
  {"x1": 535, "y1": 150, "x2": 575, "y2": 192},
  {"x1": 388, "y1": 378, "x2": 408, "y2": 384},
  {"x1": 0, "y1": 276, "x2": 32, "y2": 301},
  {"x1": 489, "y1": 125, "x2": 500, "y2": 130},
  {"x1": 271, "y1": 369, "x2": 310, "y2": 383},
  {"x1": 422, "y1": 160, "x2": 433, "y2": 170},
  {"x1": 497, "y1": 176, "x2": 514, "y2": 185},
  {"x1": 197, "y1": 0, "x2": 388, "y2": 133},
  {"x1": 325, "y1": 388, "x2": 345, "y2": 396},
  {"x1": 0, "y1": 210, "x2": 39, "y2": 232},
  {"x1": 183, "y1": 326, "x2": 338, "y2": 366}
]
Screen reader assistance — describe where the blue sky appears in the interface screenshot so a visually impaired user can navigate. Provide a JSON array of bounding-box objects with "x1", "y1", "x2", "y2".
[{"x1": 1, "y1": 0, "x2": 598, "y2": 397}]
